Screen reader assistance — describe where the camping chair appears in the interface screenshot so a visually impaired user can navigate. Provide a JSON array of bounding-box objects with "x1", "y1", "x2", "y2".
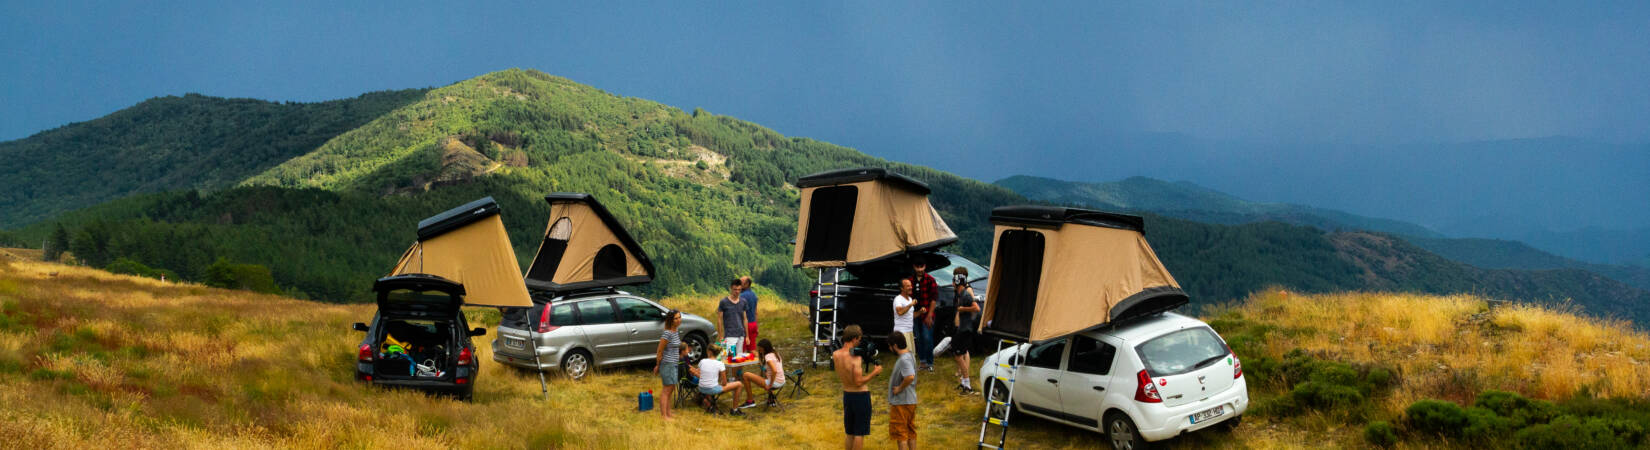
[
  {"x1": 673, "y1": 362, "x2": 696, "y2": 408},
  {"x1": 785, "y1": 368, "x2": 810, "y2": 399}
]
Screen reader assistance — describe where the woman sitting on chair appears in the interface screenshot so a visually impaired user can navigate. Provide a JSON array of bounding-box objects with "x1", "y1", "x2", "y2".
[
  {"x1": 738, "y1": 339, "x2": 786, "y2": 408},
  {"x1": 690, "y1": 347, "x2": 744, "y2": 410}
]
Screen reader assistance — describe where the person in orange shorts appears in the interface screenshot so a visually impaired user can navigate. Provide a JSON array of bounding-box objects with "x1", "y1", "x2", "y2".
[{"x1": 887, "y1": 332, "x2": 918, "y2": 449}]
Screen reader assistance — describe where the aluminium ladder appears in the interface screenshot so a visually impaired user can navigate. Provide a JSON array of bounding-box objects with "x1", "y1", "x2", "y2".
[
  {"x1": 811, "y1": 268, "x2": 841, "y2": 367},
  {"x1": 978, "y1": 338, "x2": 1022, "y2": 449}
]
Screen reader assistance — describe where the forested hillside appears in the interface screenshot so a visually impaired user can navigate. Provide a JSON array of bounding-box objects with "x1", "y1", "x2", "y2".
[
  {"x1": 7, "y1": 69, "x2": 1647, "y2": 327},
  {"x1": 0, "y1": 89, "x2": 429, "y2": 228}
]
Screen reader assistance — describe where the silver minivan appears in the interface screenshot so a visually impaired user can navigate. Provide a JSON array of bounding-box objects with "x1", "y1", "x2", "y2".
[{"x1": 491, "y1": 290, "x2": 718, "y2": 379}]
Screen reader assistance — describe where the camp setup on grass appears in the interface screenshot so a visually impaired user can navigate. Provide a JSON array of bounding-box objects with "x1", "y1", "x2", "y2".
[
  {"x1": 792, "y1": 167, "x2": 959, "y2": 364},
  {"x1": 978, "y1": 205, "x2": 1187, "y2": 343},
  {"x1": 359, "y1": 197, "x2": 533, "y2": 399},
  {"x1": 522, "y1": 193, "x2": 656, "y2": 293}
]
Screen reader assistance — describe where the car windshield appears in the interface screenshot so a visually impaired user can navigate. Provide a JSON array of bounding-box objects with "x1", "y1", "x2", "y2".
[
  {"x1": 930, "y1": 255, "x2": 987, "y2": 287},
  {"x1": 1135, "y1": 327, "x2": 1229, "y2": 376}
]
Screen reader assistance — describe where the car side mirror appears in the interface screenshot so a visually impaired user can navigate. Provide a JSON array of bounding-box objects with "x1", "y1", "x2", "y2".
[
  {"x1": 469, "y1": 327, "x2": 487, "y2": 337},
  {"x1": 352, "y1": 322, "x2": 369, "y2": 332},
  {"x1": 656, "y1": 310, "x2": 669, "y2": 321}
]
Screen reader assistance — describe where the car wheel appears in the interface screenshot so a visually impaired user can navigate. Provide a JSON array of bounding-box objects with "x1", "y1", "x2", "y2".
[
  {"x1": 684, "y1": 333, "x2": 708, "y2": 363},
  {"x1": 561, "y1": 349, "x2": 592, "y2": 380},
  {"x1": 1106, "y1": 412, "x2": 1150, "y2": 450},
  {"x1": 987, "y1": 380, "x2": 1015, "y2": 419}
]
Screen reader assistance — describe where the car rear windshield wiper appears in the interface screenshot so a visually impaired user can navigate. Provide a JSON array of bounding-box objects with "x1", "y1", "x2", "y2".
[{"x1": 1193, "y1": 353, "x2": 1227, "y2": 369}]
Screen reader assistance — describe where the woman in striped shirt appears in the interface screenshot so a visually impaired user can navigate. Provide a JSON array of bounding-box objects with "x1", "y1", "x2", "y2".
[{"x1": 653, "y1": 310, "x2": 688, "y2": 419}]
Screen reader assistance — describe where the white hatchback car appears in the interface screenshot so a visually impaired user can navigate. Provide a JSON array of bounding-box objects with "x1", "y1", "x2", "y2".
[{"x1": 980, "y1": 312, "x2": 1247, "y2": 449}]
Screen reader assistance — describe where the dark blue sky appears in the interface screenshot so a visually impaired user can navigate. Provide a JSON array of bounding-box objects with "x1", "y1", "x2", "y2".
[{"x1": 4, "y1": 1, "x2": 1648, "y2": 236}]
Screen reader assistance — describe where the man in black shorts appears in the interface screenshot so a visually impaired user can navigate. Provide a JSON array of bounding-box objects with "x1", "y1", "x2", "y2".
[
  {"x1": 945, "y1": 268, "x2": 981, "y2": 393},
  {"x1": 833, "y1": 325, "x2": 881, "y2": 449}
]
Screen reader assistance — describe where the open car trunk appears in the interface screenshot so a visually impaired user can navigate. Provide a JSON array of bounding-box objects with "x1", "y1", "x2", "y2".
[{"x1": 373, "y1": 274, "x2": 465, "y2": 381}]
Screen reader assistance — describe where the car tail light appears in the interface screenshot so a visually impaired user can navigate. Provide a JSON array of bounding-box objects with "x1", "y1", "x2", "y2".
[
  {"x1": 810, "y1": 290, "x2": 819, "y2": 298},
  {"x1": 1234, "y1": 357, "x2": 1243, "y2": 379},
  {"x1": 1134, "y1": 369, "x2": 1162, "y2": 403},
  {"x1": 537, "y1": 307, "x2": 559, "y2": 333},
  {"x1": 458, "y1": 347, "x2": 473, "y2": 366},
  {"x1": 456, "y1": 377, "x2": 468, "y2": 384},
  {"x1": 358, "y1": 344, "x2": 373, "y2": 362},
  {"x1": 363, "y1": 375, "x2": 372, "y2": 382}
]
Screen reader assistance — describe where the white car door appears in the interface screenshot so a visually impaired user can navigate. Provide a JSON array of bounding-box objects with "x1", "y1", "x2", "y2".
[
  {"x1": 1014, "y1": 338, "x2": 1069, "y2": 419},
  {"x1": 1057, "y1": 334, "x2": 1120, "y2": 429}
]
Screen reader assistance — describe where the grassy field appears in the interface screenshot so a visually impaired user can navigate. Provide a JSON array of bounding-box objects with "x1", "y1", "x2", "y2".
[{"x1": 0, "y1": 254, "x2": 1646, "y2": 448}]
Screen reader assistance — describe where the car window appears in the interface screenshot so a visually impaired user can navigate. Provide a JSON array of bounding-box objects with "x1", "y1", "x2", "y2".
[
  {"x1": 615, "y1": 297, "x2": 659, "y2": 322},
  {"x1": 929, "y1": 255, "x2": 987, "y2": 287},
  {"x1": 1068, "y1": 335, "x2": 1117, "y2": 376},
  {"x1": 1136, "y1": 327, "x2": 1229, "y2": 376},
  {"x1": 576, "y1": 299, "x2": 617, "y2": 325},
  {"x1": 1024, "y1": 339, "x2": 1067, "y2": 369},
  {"x1": 549, "y1": 303, "x2": 577, "y2": 326}
]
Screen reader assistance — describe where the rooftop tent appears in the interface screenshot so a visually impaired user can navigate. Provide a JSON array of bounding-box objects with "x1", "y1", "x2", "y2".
[
  {"x1": 792, "y1": 168, "x2": 958, "y2": 268},
  {"x1": 979, "y1": 206, "x2": 1188, "y2": 342},
  {"x1": 390, "y1": 197, "x2": 534, "y2": 308},
  {"x1": 523, "y1": 193, "x2": 655, "y2": 292}
]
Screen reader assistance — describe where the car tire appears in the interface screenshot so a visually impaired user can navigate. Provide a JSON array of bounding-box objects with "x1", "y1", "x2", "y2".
[
  {"x1": 987, "y1": 380, "x2": 1016, "y2": 419},
  {"x1": 561, "y1": 349, "x2": 592, "y2": 380},
  {"x1": 683, "y1": 333, "x2": 708, "y2": 363},
  {"x1": 1105, "y1": 412, "x2": 1151, "y2": 450}
]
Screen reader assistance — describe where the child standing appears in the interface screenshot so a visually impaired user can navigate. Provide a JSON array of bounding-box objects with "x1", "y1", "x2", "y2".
[{"x1": 887, "y1": 332, "x2": 918, "y2": 450}]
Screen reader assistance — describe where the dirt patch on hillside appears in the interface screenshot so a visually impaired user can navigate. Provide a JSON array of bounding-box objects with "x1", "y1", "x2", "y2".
[{"x1": 626, "y1": 145, "x2": 728, "y2": 186}]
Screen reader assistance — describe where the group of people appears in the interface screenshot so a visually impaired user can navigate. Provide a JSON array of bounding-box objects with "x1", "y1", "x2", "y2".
[
  {"x1": 652, "y1": 276, "x2": 784, "y2": 420},
  {"x1": 837, "y1": 259, "x2": 985, "y2": 450}
]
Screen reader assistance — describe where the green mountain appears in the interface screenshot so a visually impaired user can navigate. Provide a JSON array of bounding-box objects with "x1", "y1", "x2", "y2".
[
  {"x1": 996, "y1": 175, "x2": 1443, "y2": 237},
  {"x1": 6, "y1": 69, "x2": 1647, "y2": 326},
  {"x1": 0, "y1": 90, "x2": 429, "y2": 229}
]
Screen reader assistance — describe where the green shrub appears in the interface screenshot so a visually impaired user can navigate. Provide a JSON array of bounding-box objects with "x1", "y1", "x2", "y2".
[
  {"x1": 1407, "y1": 399, "x2": 1469, "y2": 436},
  {"x1": 106, "y1": 257, "x2": 180, "y2": 281},
  {"x1": 1291, "y1": 380, "x2": 1364, "y2": 411},
  {"x1": 1475, "y1": 390, "x2": 1559, "y2": 426},
  {"x1": 204, "y1": 258, "x2": 280, "y2": 294},
  {"x1": 1462, "y1": 406, "x2": 1518, "y2": 439},
  {"x1": 1364, "y1": 421, "x2": 1399, "y2": 447},
  {"x1": 1515, "y1": 416, "x2": 1643, "y2": 450}
]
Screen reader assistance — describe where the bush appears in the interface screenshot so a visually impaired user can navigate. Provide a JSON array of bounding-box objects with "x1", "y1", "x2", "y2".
[
  {"x1": 1364, "y1": 421, "x2": 1398, "y2": 447},
  {"x1": 1515, "y1": 416, "x2": 1643, "y2": 450},
  {"x1": 204, "y1": 258, "x2": 280, "y2": 294},
  {"x1": 1462, "y1": 406, "x2": 1518, "y2": 439},
  {"x1": 1475, "y1": 390, "x2": 1559, "y2": 426},
  {"x1": 1407, "y1": 399, "x2": 1469, "y2": 436},
  {"x1": 105, "y1": 257, "x2": 179, "y2": 281}
]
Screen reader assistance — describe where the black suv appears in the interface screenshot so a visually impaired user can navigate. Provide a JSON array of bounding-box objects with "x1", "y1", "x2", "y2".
[
  {"x1": 810, "y1": 251, "x2": 990, "y2": 352},
  {"x1": 353, "y1": 274, "x2": 487, "y2": 400}
]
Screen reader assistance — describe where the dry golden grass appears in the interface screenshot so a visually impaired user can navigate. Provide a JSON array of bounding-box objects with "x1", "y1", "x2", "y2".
[
  {"x1": 7, "y1": 256, "x2": 1641, "y2": 449},
  {"x1": 1211, "y1": 289, "x2": 1650, "y2": 411}
]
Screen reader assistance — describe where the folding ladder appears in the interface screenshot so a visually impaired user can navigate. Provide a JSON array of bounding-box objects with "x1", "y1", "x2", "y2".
[
  {"x1": 811, "y1": 268, "x2": 841, "y2": 367},
  {"x1": 978, "y1": 338, "x2": 1022, "y2": 449}
]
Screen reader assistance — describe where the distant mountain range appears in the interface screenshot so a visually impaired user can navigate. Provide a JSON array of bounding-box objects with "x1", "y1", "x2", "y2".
[
  {"x1": 997, "y1": 174, "x2": 1650, "y2": 293},
  {"x1": 3, "y1": 69, "x2": 1646, "y2": 326}
]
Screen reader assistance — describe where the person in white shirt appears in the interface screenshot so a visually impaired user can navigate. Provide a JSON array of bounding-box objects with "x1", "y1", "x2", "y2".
[
  {"x1": 892, "y1": 278, "x2": 916, "y2": 352},
  {"x1": 689, "y1": 349, "x2": 745, "y2": 411}
]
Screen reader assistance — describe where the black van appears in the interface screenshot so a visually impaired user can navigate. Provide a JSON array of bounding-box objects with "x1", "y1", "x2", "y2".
[{"x1": 352, "y1": 274, "x2": 487, "y2": 400}]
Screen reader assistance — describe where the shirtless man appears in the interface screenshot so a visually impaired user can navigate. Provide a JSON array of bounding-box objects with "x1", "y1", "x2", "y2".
[{"x1": 833, "y1": 325, "x2": 882, "y2": 450}]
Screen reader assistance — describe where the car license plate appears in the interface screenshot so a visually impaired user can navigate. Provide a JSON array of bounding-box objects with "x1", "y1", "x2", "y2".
[
  {"x1": 504, "y1": 338, "x2": 526, "y2": 350},
  {"x1": 1189, "y1": 405, "x2": 1225, "y2": 424}
]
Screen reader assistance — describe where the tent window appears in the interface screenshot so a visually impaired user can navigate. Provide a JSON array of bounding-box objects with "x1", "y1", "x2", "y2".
[
  {"x1": 989, "y1": 229, "x2": 1044, "y2": 339},
  {"x1": 593, "y1": 244, "x2": 626, "y2": 280},
  {"x1": 802, "y1": 186, "x2": 857, "y2": 263},
  {"x1": 527, "y1": 217, "x2": 572, "y2": 282}
]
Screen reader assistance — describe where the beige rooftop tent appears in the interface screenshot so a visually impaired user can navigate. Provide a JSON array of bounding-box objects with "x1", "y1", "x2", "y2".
[
  {"x1": 523, "y1": 193, "x2": 655, "y2": 293},
  {"x1": 792, "y1": 168, "x2": 957, "y2": 268},
  {"x1": 390, "y1": 197, "x2": 533, "y2": 308},
  {"x1": 979, "y1": 206, "x2": 1188, "y2": 342}
]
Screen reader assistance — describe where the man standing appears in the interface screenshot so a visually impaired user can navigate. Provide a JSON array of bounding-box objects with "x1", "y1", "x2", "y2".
[
  {"x1": 887, "y1": 332, "x2": 918, "y2": 450},
  {"x1": 740, "y1": 276, "x2": 758, "y2": 351},
  {"x1": 715, "y1": 278, "x2": 748, "y2": 355},
  {"x1": 833, "y1": 325, "x2": 881, "y2": 450},
  {"x1": 908, "y1": 259, "x2": 939, "y2": 371},
  {"x1": 892, "y1": 279, "x2": 916, "y2": 352}
]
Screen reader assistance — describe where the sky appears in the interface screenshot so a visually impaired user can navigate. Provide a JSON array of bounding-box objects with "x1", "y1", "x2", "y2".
[{"x1": 3, "y1": 1, "x2": 1648, "y2": 238}]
